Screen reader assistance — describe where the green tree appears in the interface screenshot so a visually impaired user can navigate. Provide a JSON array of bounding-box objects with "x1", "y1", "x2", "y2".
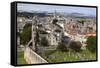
[
  {"x1": 86, "y1": 36, "x2": 96, "y2": 53},
  {"x1": 78, "y1": 19, "x2": 85, "y2": 25},
  {"x1": 20, "y1": 23, "x2": 32, "y2": 45}
]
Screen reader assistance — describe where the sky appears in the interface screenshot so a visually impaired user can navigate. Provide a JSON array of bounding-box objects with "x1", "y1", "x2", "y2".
[{"x1": 17, "y1": 3, "x2": 96, "y2": 16}]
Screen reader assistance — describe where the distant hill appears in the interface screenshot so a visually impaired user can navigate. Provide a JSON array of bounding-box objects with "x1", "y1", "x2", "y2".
[
  {"x1": 66, "y1": 12, "x2": 96, "y2": 18},
  {"x1": 17, "y1": 11, "x2": 96, "y2": 18},
  {"x1": 17, "y1": 11, "x2": 47, "y2": 17}
]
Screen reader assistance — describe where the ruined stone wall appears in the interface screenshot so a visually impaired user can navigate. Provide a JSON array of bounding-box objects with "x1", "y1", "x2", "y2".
[{"x1": 24, "y1": 47, "x2": 48, "y2": 64}]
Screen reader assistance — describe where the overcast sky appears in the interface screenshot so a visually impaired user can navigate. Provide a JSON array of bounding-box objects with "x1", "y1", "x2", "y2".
[{"x1": 17, "y1": 3, "x2": 96, "y2": 16}]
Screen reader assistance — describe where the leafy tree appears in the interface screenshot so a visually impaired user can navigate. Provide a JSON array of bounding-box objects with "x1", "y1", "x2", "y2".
[
  {"x1": 78, "y1": 19, "x2": 85, "y2": 25},
  {"x1": 20, "y1": 23, "x2": 32, "y2": 45},
  {"x1": 86, "y1": 36, "x2": 96, "y2": 53},
  {"x1": 52, "y1": 18, "x2": 58, "y2": 24}
]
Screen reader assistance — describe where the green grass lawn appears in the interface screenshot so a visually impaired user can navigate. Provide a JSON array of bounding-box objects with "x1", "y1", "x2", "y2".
[
  {"x1": 17, "y1": 51, "x2": 27, "y2": 65},
  {"x1": 43, "y1": 49, "x2": 96, "y2": 63},
  {"x1": 17, "y1": 48, "x2": 96, "y2": 64}
]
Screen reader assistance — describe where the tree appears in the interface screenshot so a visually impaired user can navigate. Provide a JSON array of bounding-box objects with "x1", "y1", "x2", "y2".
[
  {"x1": 69, "y1": 41, "x2": 82, "y2": 52},
  {"x1": 52, "y1": 18, "x2": 58, "y2": 24},
  {"x1": 86, "y1": 36, "x2": 96, "y2": 53},
  {"x1": 78, "y1": 19, "x2": 85, "y2": 25},
  {"x1": 20, "y1": 23, "x2": 32, "y2": 45}
]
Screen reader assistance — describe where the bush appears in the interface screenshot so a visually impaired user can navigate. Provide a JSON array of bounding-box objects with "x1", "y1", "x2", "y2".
[
  {"x1": 40, "y1": 37, "x2": 49, "y2": 46},
  {"x1": 86, "y1": 36, "x2": 96, "y2": 53},
  {"x1": 69, "y1": 41, "x2": 82, "y2": 52},
  {"x1": 57, "y1": 42, "x2": 68, "y2": 52}
]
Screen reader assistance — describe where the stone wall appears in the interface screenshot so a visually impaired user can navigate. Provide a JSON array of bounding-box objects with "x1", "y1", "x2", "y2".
[{"x1": 24, "y1": 47, "x2": 48, "y2": 64}]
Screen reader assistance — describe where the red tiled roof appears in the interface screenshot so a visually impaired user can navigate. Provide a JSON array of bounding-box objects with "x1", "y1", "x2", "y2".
[{"x1": 83, "y1": 32, "x2": 96, "y2": 35}]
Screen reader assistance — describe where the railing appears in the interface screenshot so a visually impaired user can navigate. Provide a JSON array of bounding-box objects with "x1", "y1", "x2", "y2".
[{"x1": 24, "y1": 47, "x2": 48, "y2": 64}]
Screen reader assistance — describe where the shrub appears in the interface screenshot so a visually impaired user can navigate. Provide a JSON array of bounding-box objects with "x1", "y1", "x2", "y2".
[
  {"x1": 69, "y1": 41, "x2": 82, "y2": 52},
  {"x1": 57, "y1": 42, "x2": 68, "y2": 52},
  {"x1": 86, "y1": 36, "x2": 96, "y2": 53},
  {"x1": 40, "y1": 37, "x2": 49, "y2": 46}
]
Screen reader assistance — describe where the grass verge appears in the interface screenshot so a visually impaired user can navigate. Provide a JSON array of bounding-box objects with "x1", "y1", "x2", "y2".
[{"x1": 17, "y1": 51, "x2": 27, "y2": 65}]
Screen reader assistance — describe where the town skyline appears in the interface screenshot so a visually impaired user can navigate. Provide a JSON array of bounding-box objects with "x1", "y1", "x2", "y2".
[{"x1": 17, "y1": 3, "x2": 96, "y2": 16}]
